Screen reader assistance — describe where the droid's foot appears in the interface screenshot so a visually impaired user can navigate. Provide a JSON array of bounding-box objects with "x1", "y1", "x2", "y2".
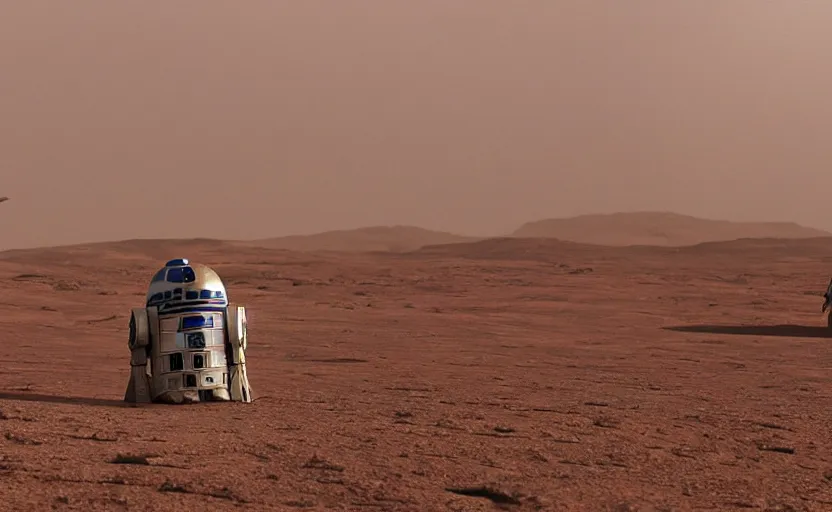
[
  {"x1": 153, "y1": 390, "x2": 200, "y2": 404},
  {"x1": 124, "y1": 368, "x2": 152, "y2": 403},
  {"x1": 151, "y1": 389, "x2": 231, "y2": 404},
  {"x1": 205, "y1": 388, "x2": 231, "y2": 401}
]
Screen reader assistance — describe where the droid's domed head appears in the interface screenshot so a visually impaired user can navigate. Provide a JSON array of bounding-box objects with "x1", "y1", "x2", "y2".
[{"x1": 146, "y1": 258, "x2": 229, "y2": 315}]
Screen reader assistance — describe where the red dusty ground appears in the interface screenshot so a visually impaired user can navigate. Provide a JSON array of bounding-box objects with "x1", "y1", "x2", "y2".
[{"x1": 1, "y1": 237, "x2": 832, "y2": 511}]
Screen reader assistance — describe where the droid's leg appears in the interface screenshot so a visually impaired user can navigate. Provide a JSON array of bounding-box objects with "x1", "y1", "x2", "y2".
[
  {"x1": 226, "y1": 305, "x2": 253, "y2": 403},
  {"x1": 125, "y1": 308, "x2": 153, "y2": 403}
]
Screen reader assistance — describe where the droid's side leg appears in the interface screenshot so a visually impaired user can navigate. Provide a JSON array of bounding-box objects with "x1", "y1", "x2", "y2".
[
  {"x1": 226, "y1": 305, "x2": 253, "y2": 403},
  {"x1": 125, "y1": 308, "x2": 153, "y2": 403}
]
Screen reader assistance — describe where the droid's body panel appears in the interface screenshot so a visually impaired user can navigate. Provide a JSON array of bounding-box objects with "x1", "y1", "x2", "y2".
[
  {"x1": 124, "y1": 259, "x2": 253, "y2": 404},
  {"x1": 151, "y1": 310, "x2": 231, "y2": 402}
]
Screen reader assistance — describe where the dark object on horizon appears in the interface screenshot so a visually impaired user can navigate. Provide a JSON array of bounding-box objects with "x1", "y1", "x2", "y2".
[
  {"x1": 0, "y1": 197, "x2": 8, "y2": 204},
  {"x1": 663, "y1": 324, "x2": 832, "y2": 339}
]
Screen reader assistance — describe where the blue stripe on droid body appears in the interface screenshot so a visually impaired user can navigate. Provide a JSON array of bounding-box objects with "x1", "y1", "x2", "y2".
[{"x1": 158, "y1": 306, "x2": 229, "y2": 316}]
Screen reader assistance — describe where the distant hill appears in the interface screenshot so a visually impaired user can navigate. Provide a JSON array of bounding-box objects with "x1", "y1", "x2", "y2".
[
  {"x1": 511, "y1": 212, "x2": 831, "y2": 246},
  {"x1": 414, "y1": 237, "x2": 604, "y2": 262},
  {"x1": 252, "y1": 225, "x2": 478, "y2": 253},
  {"x1": 0, "y1": 238, "x2": 251, "y2": 264},
  {"x1": 413, "y1": 233, "x2": 832, "y2": 263}
]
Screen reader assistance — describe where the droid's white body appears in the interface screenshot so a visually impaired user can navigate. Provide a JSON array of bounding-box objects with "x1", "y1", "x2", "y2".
[{"x1": 125, "y1": 259, "x2": 253, "y2": 404}]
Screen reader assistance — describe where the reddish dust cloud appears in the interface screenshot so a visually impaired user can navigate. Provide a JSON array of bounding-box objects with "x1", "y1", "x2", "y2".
[{"x1": 2, "y1": 1, "x2": 832, "y2": 249}]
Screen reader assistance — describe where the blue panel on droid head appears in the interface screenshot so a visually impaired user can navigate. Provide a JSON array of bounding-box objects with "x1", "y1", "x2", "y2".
[
  {"x1": 165, "y1": 258, "x2": 189, "y2": 267},
  {"x1": 166, "y1": 266, "x2": 196, "y2": 283},
  {"x1": 184, "y1": 289, "x2": 225, "y2": 300}
]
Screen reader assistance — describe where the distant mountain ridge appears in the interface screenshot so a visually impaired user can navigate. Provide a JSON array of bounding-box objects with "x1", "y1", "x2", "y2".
[
  {"x1": 5, "y1": 212, "x2": 828, "y2": 255},
  {"x1": 252, "y1": 225, "x2": 479, "y2": 253},
  {"x1": 250, "y1": 212, "x2": 829, "y2": 253},
  {"x1": 510, "y1": 211, "x2": 830, "y2": 247}
]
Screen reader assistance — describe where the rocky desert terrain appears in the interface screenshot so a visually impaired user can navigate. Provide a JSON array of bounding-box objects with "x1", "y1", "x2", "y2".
[{"x1": 2, "y1": 217, "x2": 832, "y2": 511}]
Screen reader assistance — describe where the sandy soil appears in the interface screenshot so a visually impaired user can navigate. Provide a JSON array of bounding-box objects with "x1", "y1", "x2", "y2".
[{"x1": 2, "y1": 236, "x2": 832, "y2": 511}]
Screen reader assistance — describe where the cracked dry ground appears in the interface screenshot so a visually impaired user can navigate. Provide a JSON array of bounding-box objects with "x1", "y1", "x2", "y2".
[{"x1": 1, "y1": 238, "x2": 832, "y2": 511}]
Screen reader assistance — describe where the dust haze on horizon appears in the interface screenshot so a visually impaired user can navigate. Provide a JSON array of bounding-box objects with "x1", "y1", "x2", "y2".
[{"x1": 2, "y1": 1, "x2": 831, "y2": 251}]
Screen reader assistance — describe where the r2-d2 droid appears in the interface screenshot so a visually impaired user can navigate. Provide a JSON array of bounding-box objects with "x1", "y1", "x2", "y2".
[{"x1": 124, "y1": 259, "x2": 253, "y2": 404}]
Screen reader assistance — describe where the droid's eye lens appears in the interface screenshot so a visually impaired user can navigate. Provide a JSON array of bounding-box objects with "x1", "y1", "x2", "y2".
[
  {"x1": 166, "y1": 268, "x2": 184, "y2": 282},
  {"x1": 182, "y1": 267, "x2": 196, "y2": 283}
]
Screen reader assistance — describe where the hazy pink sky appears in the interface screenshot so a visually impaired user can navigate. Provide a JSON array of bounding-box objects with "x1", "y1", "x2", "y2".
[{"x1": 2, "y1": 1, "x2": 831, "y2": 249}]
